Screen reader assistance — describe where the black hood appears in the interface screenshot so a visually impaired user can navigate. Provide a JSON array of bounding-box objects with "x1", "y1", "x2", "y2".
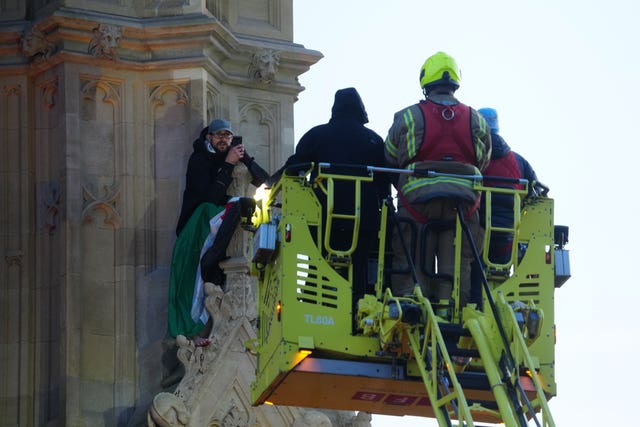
[
  {"x1": 330, "y1": 87, "x2": 369, "y2": 124},
  {"x1": 193, "y1": 126, "x2": 209, "y2": 152},
  {"x1": 490, "y1": 132, "x2": 512, "y2": 159}
]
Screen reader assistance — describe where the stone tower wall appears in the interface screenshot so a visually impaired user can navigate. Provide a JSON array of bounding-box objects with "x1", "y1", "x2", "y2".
[{"x1": 0, "y1": 1, "x2": 328, "y2": 425}]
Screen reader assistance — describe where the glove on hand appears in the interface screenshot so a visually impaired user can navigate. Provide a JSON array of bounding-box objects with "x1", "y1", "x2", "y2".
[{"x1": 240, "y1": 148, "x2": 254, "y2": 166}]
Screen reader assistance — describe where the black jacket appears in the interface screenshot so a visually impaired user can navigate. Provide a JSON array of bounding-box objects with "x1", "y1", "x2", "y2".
[
  {"x1": 176, "y1": 127, "x2": 269, "y2": 235},
  {"x1": 273, "y1": 88, "x2": 390, "y2": 231}
]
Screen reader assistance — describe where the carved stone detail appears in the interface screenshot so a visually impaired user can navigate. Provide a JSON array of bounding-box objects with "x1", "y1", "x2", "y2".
[
  {"x1": 0, "y1": 2, "x2": 324, "y2": 426},
  {"x1": 219, "y1": 396, "x2": 251, "y2": 427},
  {"x1": 237, "y1": 100, "x2": 278, "y2": 170},
  {"x1": 5, "y1": 251, "x2": 23, "y2": 267},
  {"x1": 81, "y1": 77, "x2": 121, "y2": 108},
  {"x1": 42, "y1": 181, "x2": 61, "y2": 235},
  {"x1": 352, "y1": 412, "x2": 372, "y2": 427},
  {"x1": 88, "y1": 24, "x2": 122, "y2": 59},
  {"x1": 173, "y1": 335, "x2": 215, "y2": 398},
  {"x1": 149, "y1": 82, "x2": 190, "y2": 108},
  {"x1": 248, "y1": 49, "x2": 281, "y2": 84},
  {"x1": 82, "y1": 182, "x2": 121, "y2": 228},
  {"x1": 3, "y1": 84, "x2": 21, "y2": 97},
  {"x1": 206, "y1": 85, "x2": 222, "y2": 125},
  {"x1": 21, "y1": 27, "x2": 56, "y2": 62},
  {"x1": 292, "y1": 411, "x2": 333, "y2": 427},
  {"x1": 38, "y1": 77, "x2": 58, "y2": 110},
  {"x1": 147, "y1": 392, "x2": 190, "y2": 427},
  {"x1": 238, "y1": 100, "x2": 277, "y2": 125}
]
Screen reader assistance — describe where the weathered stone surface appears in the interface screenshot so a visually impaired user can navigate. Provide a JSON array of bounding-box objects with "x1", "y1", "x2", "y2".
[{"x1": 0, "y1": 1, "x2": 329, "y2": 426}]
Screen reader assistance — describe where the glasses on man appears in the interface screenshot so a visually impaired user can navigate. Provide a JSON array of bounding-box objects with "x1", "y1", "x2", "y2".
[{"x1": 210, "y1": 132, "x2": 233, "y2": 140}]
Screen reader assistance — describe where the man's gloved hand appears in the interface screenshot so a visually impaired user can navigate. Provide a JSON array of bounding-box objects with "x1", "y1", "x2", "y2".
[
  {"x1": 240, "y1": 148, "x2": 254, "y2": 166},
  {"x1": 240, "y1": 147, "x2": 270, "y2": 186}
]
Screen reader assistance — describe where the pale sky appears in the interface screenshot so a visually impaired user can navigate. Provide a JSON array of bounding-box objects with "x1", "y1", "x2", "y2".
[{"x1": 291, "y1": 1, "x2": 640, "y2": 425}]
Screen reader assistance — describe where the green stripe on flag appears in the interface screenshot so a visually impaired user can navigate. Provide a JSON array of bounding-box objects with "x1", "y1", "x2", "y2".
[{"x1": 168, "y1": 202, "x2": 224, "y2": 338}]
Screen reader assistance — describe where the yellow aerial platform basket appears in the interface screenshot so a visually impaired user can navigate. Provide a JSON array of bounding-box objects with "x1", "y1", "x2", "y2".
[{"x1": 248, "y1": 163, "x2": 569, "y2": 427}]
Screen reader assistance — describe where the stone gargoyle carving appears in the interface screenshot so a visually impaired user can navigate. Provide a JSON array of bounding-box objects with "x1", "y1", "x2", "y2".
[
  {"x1": 21, "y1": 27, "x2": 56, "y2": 61},
  {"x1": 88, "y1": 24, "x2": 121, "y2": 59},
  {"x1": 248, "y1": 49, "x2": 280, "y2": 84},
  {"x1": 147, "y1": 392, "x2": 190, "y2": 427}
]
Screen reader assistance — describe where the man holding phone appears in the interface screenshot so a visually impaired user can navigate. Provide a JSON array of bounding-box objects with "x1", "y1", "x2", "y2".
[
  {"x1": 175, "y1": 119, "x2": 268, "y2": 235},
  {"x1": 169, "y1": 118, "x2": 269, "y2": 344}
]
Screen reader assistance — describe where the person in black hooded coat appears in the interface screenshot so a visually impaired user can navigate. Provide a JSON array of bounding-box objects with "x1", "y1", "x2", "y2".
[{"x1": 272, "y1": 87, "x2": 390, "y2": 317}]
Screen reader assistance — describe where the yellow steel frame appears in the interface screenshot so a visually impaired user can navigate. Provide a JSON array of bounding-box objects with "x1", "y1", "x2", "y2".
[{"x1": 249, "y1": 164, "x2": 562, "y2": 426}]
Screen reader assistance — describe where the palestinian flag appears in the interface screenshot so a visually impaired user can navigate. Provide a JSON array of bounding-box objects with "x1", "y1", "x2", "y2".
[{"x1": 167, "y1": 202, "x2": 224, "y2": 338}]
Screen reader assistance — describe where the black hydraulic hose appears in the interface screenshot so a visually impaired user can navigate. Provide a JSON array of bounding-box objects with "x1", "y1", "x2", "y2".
[
  {"x1": 385, "y1": 196, "x2": 420, "y2": 287},
  {"x1": 387, "y1": 197, "x2": 459, "y2": 426},
  {"x1": 455, "y1": 204, "x2": 540, "y2": 427},
  {"x1": 455, "y1": 205, "x2": 510, "y2": 356},
  {"x1": 435, "y1": 346, "x2": 458, "y2": 426}
]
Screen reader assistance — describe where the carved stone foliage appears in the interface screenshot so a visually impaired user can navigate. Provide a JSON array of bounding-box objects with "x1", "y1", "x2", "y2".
[
  {"x1": 37, "y1": 77, "x2": 58, "y2": 110},
  {"x1": 88, "y1": 24, "x2": 122, "y2": 59},
  {"x1": 150, "y1": 270, "x2": 256, "y2": 426},
  {"x1": 149, "y1": 269, "x2": 370, "y2": 426},
  {"x1": 290, "y1": 410, "x2": 372, "y2": 427},
  {"x1": 248, "y1": 49, "x2": 280, "y2": 84},
  {"x1": 5, "y1": 251, "x2": 23, "y2": 267},
  {"x1": 351, "y1": 412, "x2": 372, "y2": 427},
  {"x1": 21, "y1": 27, "x2": 56, "y2": 62},
  {"x1": 82, "y1": 182, "x2": 121, "y2": 228},
  {"x1": 172, "y1": 282, "x2": 236, "y2": 399},
  {"x1": 292, "y1": 411, "x2": 333, "y2": 427},
  {"x1": 216, "y1": 393, "x2": 252, "y2": 427},
  {"x1": 3, "y1": 84, "x2": 21, "y2": 97},
  {"x1": 41, "y1": 181, "x2": 61, "y2": 235}
]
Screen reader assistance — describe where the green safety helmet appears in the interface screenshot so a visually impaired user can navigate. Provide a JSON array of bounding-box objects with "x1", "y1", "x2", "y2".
[{"x1": 419, "y1": 51, "x2": 461, "y2": 92}]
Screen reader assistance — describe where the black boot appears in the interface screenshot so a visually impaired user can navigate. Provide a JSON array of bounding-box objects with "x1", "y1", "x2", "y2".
[{"x1": 200, "y1": 202, "x2": 242, "y2": 288}]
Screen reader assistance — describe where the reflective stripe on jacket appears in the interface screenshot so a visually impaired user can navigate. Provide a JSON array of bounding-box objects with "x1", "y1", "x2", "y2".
[
  {"x1": 385, "y1": 99, "x2": 490, "y2": 172},
  {"x1": 385, "y1": 100, "x2": 488, "y2": 206}
]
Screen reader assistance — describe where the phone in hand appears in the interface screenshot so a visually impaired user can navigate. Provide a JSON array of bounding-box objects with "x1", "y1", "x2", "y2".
[{"x1": 231, "y1": 136, "x2": 243, "y2": 147}]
